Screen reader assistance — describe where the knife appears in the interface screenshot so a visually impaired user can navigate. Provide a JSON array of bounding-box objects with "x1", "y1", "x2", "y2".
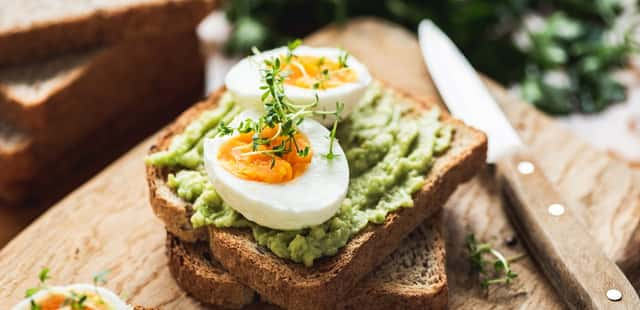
[{"x1": 418, "y1": 20, "x2": 640, "y2": 309}]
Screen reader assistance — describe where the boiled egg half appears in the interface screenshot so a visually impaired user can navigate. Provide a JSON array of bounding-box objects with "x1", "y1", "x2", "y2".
[
  {"x1": 203, "y1": 111, "x2": 349, "y2": 230},
  {"x1": 225, "y1": 46, "x2": 372, "y2": 125},
  {"x1": 12, "y1": 284, "x2": 131, "y2": 310}
]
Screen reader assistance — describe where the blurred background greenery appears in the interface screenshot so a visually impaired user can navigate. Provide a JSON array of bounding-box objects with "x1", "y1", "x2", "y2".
[{"x1": 223, "y1": 0, "x2": 639, "y2": 115}]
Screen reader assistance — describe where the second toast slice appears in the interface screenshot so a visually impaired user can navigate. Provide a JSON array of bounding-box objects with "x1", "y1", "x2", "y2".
[{"x1": 167, "y1": 213, "x2": 448, "y2": 309}]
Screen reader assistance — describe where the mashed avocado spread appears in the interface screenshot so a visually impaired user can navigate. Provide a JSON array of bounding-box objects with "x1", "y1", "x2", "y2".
[{"x1": 146, "y1": 84, "x2": 453, "y2": 266}]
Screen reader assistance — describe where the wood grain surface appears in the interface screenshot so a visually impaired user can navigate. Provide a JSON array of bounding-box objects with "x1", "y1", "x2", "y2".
[
  {"x1": 497, "y1": 152, "x2": 640, "y2": 309},
  {"x1": 1, "y1": 18, "x2": 639, "y2": 309}
]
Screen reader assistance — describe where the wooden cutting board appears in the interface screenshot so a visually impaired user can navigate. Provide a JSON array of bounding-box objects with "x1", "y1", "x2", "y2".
[{"x1": 1, "y1": 18, "x2": 639, "y2": 309}]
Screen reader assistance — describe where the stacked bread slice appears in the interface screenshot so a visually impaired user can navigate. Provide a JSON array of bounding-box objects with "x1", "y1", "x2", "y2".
[
  {"x1": 0, "y1": 0, "x2": 216, "y2": 204},
  {"x1": 147, "y1": 86, "x2": 487, "y2": 309}
]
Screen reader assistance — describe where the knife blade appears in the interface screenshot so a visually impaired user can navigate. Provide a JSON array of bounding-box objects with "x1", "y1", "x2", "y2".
[{"x1": 418, "y1": 19, "x2": 640, "y2": 310}]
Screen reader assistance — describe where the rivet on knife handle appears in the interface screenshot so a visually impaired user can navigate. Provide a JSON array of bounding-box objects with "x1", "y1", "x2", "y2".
[{"x1": 498, "y1": 151, "x2": 640, "y2": 310}]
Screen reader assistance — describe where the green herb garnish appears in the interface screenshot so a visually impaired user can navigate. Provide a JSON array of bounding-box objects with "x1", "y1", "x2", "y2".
[
  {"x1": 92, "y1": 269, "x2": 109, "y2": 303},
  {"x1": 63, "y1": 291, "x2": 88, "y2": 310},
  {"x1": 30, "y1": 300, "x2": 41, "y2": 310},
  {"x1": 337, "y1": 50, "x2": 349, "y2": 68},
  {"x1": 325, "y1": 101, "x2": 344, "y2": 159},
  {"x1": 219, "y1": 40, "x2": 343, "y2": 165},
  {"x1": 25, "y1": 267, "x2": 51, "y2": 297},
  {"x1": 466, "y1": 234, "x2": 524, "y2": 288},
  {"x1": 286, "y1": 39, "x2": 302, "y2": 63},
  {"x1": 93, "y1": 270, "x2": 109, "y2": 286}
]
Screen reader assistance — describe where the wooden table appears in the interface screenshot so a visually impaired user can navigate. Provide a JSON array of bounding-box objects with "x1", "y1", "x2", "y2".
[{"x1": 1, "y1": 18, "x2": 639, "y2": 309}]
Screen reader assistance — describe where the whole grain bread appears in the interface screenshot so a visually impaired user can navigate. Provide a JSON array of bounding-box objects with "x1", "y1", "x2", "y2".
[
  {"x1": 166, "y1": 212, "x2": 448, "y2": 310},
  {"x1": 208, "y1": 90, "x2": 486, "y2": 310},
  {"x1": 166, "y1": 232, "x2": 258, "y2": 309},
  {"x1": 0, "y1": 0, "x2": 216, "y2": 67},
  {"x1": 146, "y1": 84, "x2": 487, "y2": 309},
  {"x1": 0, "y1": 32, "x2": 205, "y2": 205}
]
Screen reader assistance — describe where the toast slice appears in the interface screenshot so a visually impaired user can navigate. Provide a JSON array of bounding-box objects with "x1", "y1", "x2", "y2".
[
  {"x1": 167, "y1": 213, "x2": 447, "y2": 310},
  {"x1": 0, "y1": 31, "x2": 203, "y2": 130},
  {"x1": 0, "y1": 0, "x2": 215, "y2": 67},
  {"x1": 0, "y1": 33, "x2": 205, "y2": 205},
  {"x1": 147, "y1": 85, "x2": 487, "y2": 309},
  {"x1": 207, "y1": 92, "x2": 486, "y2": 309}
]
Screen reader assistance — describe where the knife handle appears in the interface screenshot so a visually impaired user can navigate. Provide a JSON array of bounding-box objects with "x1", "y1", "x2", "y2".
[{"x1": 497, "y1": 150, "x2": 640, "y2": 310}]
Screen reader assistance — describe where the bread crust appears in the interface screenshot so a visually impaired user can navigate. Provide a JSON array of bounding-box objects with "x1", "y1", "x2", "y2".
[
  {"x1": 146, "y1": 89, "x2": 229, "y2": 242},
  {"x1": 166, "y1": 213, "x2": 448, "y2": 310},
  {"x1": 147, "y1": 84, "x2": 487, "y2": 310},
  {"x1": 166, "y1": 232, "x2": 256, "y2": 308},
  {"x1": 0, "y1": 0, "x2": 216, "y2": 68}
]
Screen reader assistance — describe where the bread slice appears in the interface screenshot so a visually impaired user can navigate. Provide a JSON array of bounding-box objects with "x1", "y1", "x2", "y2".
[
  {"x1": 0, "y1": 0, "x2": 215, "y2": 67},
  {"x1": 147, "y1": 85, "x2": 487, "y2": 309},
  {"x1": 166, "y1": 232, "x2": 257, "y2": 309},
  {"x1": 0, "y1": 32, "x2": 205, "y2": 205},
  {"x1": 0, "y1": 30, "x2": 204, "y2": 130},
  {"x1": 166, "y1": 212, "x2": 447, "y2": 310},
  {"x1": 0, "y1": 49, "x2": 96, "y2": 129},
  {"x1": 207, "y1": 93, "x2": 486, "y2": 309}
]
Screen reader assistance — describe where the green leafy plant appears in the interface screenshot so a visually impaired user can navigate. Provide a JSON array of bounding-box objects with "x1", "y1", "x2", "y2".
[
  {"x1": 92, "y1": 269, "x2": 110, "y2": 304},
  {"x1": 466, "y1": 234, "x2": 524, "y2": 288},
  {"x1": 217, "y1": 41, "x2": 344, "y2": 163},
  {"x1": 30, "y1": 299, "x2": 41, "y2": 310},
  {"x1": 223, "y1": 0, "x2": 638, "y2": 115},
  {"x1": 25, "y1": 267, "x2": 51, "y2": 297},
  {"x1": 63, "y1": 291, "x2": 88, "y2": 310}
]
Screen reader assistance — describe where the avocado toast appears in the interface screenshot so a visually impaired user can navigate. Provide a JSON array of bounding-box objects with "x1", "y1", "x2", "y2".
[
  {"x1": 146, "y1": 43, "x2": 486, "y2": 309},
  {"x1": 147, "y1": 85, "x2": 486, "y2": 309}
]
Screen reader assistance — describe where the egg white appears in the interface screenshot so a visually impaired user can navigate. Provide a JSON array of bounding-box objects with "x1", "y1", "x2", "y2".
[
  {"x1": 225, "y1": 46, "x2": 372, "y2": 125},
  {"x1": 12, "y1": 284, "x2": 131, "y2": 310},
  {"x1": 203, "y1": 111, "x2": 349, "y2": 230}
]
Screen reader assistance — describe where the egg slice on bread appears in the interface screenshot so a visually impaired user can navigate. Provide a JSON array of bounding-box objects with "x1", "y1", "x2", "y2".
[
  {"x1": 204, "y1": 111, "x2": 349, "y2": 230},
  {"x1": 225, "y1": 46, "x2": 372, "y2": 125}
]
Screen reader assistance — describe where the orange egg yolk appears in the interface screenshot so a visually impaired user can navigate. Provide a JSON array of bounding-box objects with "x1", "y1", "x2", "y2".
[
  {"x1": 217, "y1": 126, "x2": 312, "y2": 183},
  {"x1": 37, "y1": 293, "x2": 105, "y2": 310},
  {"x1": 280, "y1": 55, "x2": 357, "y2": 90}
]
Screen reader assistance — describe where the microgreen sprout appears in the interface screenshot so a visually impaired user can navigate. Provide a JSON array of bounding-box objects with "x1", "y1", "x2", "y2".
[
  {"x1": 219, "y1": 39, "x2": 343, "y2": 168},
  {"x1": 216, "y1": 121, "x2": 235, "y2": 137},
  {"x1": 286, "y1": 39, "x2": 302, "y2": 63},
  {"x1": 25, "y1": 267, "x2": 51, "y2": 297},
  {"x1": 93, "y1": 269, "x2": 109, "y2": 303},
  {"x1": 337, "y1": 50, "x2": 349, "y2": 68},
  {"x1": 466, "y1": 234, "x2": 524, "y2": 288},
  {"x1": 325, "y1": 102, "x2": 344, "y2": 159},
  {"x1": 313, "y1": 69, "x2": 332, "y2": 90},
  {"x1": 64, "y1": 291, "x2": 88, "y2": 310}
]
